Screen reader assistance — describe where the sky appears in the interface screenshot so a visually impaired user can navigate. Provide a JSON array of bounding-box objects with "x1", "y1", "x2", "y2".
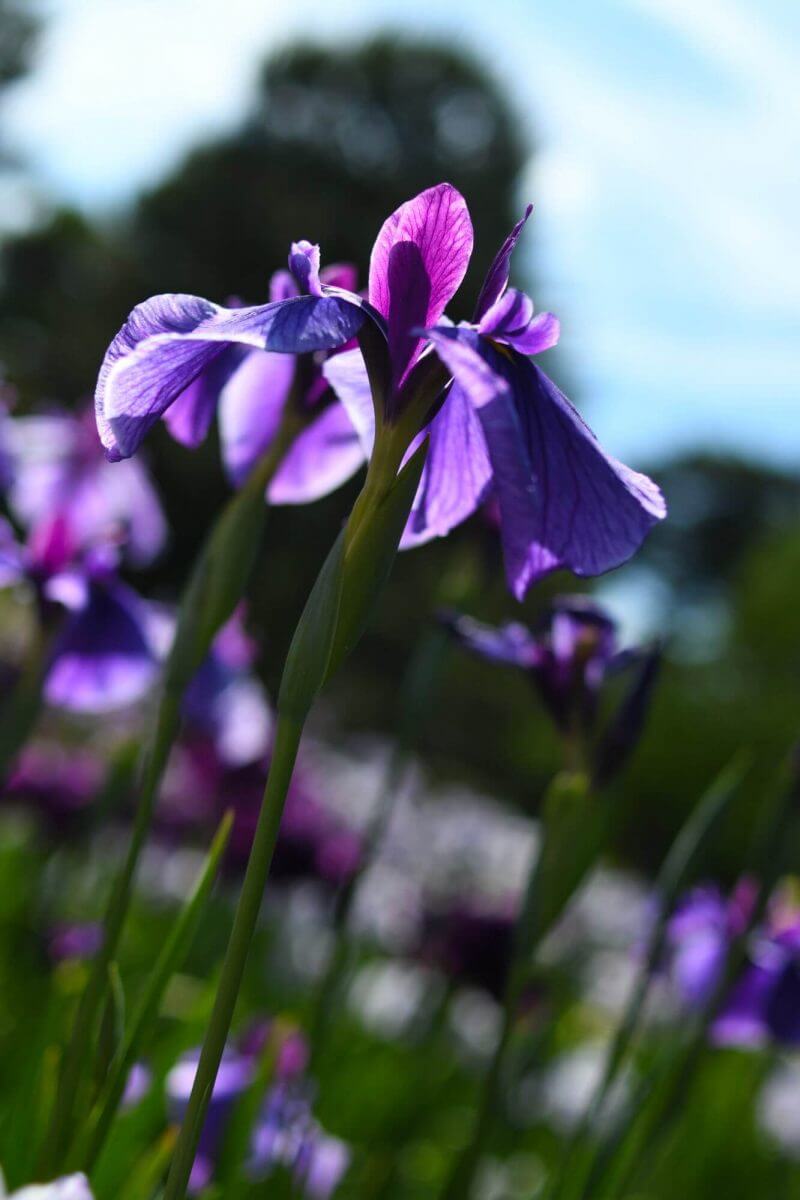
[{"x1": 3, "y1": 0, "x2": 798, "y2": 468}]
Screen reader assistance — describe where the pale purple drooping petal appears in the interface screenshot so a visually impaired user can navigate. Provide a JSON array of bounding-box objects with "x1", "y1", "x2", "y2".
[
  {"x1": 162, "y1": 345, "x2": 247, "y2": 448},
  {"x1": 218, "y1": 350, "x2": 296, "y2": 486},
  {"x1": 267, "y1": 402, "x2": 367, "y2": 505},
  {"x1": 427, "y1": 326, "x2": 666, "y2": 600},
  {"x1": 96, "y1": 292, "x2": 366, "y2": 460},
  {"x1": 401, "y1": 383, "x2": 493, "y2": 547},
  {"x1": 321, "y1": 347, "x2": 375, "y2": 455}
]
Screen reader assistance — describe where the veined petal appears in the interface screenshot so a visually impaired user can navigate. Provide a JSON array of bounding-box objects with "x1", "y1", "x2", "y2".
[
  {"x1": 267, "y1": 402, "x2": 366, "y2": 505},
  {"x1": 162, "y1": 344, "x2": 247, "y2": 448},
  {"x1": 368, "y1": 183, "x2": 473, "y2": 388},
  {"x1": 428, "y1": 327, "x2": 666, "y2": 600},
  {"x1": 321, "y1": 348, "x2": 376, "y2": 455},
  {"x1": 96, "y1": 293, "x2": 365, "y2": 460},
  {"x1": 478, "y1": 288, "x2": 560, "y2": 356},
  {"x1": 474, "y1": 205, "x2": 532, "y2": 321},
  {"x1": 45, "y1": 579, "x2": 158, "y2": 713},
  {"x1": 218, "y1": 350, "x2": 295, "y2": 486},
  {"x1": 400, "y1": 384, "x2": 492, "y2": 548}
]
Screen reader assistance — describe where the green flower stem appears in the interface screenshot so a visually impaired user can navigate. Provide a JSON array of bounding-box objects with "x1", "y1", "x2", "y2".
[
  {"x1": 40, "y1": 432, "x2": 293, "y2": 1176},
  {"x1": 163, "y1": 416, "x2": 429, "y2": 1200},
  {"x1": 162, "y1": 714, "x2": 303, "y2": 1200}
]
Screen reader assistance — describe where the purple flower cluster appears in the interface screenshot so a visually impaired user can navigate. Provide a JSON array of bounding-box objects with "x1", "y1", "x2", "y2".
[
  {"x1": 166, "y1": 1026, "x2": 349, "y2": 1197},
  {"x1": 96, "y1": 184, "x2": 665, "y2": 602},
  {"x1": 665, "y1": 881, "x2": 800, "y2": 1048}
]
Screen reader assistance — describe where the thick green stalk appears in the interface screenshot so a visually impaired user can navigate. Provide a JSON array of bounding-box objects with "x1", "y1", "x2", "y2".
[
  {"x1": 39, "y1": 435, "x2": 290, "y2": 1175},
  {"x1": 162, "y1": 715, "x2": 302, "y2": 1200}
]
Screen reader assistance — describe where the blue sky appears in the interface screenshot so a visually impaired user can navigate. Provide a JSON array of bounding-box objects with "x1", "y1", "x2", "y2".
[{"x1": 4, "y1": 0, "x2": 798, "y2": 467}]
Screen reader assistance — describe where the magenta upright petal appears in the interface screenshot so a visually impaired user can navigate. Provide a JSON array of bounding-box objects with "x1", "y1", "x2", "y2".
[
  {"x1": 218, "y1": 350, "x2": 296, "y2": 486},
  {"x1": 96, "y1": 293, "x2": 365, "y2": 459},
  {"x1": 267, "y1": 402, "x2": 366, "y2": 505},
  {"x1": 401, "y1": 384, "x2": 493, "y2": 548},
  {"x1": 428, "y1": 326, "x2": 665, "y2": 600},
  {"x1": 368, "y1": 183, "x2": 473, "y2": 388}
]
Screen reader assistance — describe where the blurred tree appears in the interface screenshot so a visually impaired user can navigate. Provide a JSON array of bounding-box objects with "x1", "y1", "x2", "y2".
[
  {"x1": 132, "y1": 38, "x2": 528, "y2": 309},
  {"x1": 0, "y1": 0, "x2": 38, "y2": 91}
]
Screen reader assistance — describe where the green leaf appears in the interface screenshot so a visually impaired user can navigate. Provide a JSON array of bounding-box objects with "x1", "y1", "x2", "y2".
[
  {"x1": 93, "y1": 963, "x2": 125, "y2": 1101},
  {"x1": 76, "y1": 812, "x2": 233, "y2": 1171}
]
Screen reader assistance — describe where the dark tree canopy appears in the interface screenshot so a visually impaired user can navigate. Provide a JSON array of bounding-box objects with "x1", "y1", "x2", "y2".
[
  {"x1": 132, "y1": 38, "x2": 528, "y2": 308},
  {"x1": 0, "y1": 36, "x2": 528, "y2": 405}
]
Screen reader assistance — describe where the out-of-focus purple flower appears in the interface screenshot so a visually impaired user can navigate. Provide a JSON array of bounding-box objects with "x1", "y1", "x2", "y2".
[
  {"x1": 7, "y1": 408, "x2": 166, "y2": 567},
  {"x1": 160, "y1": 736, "x2": 362, "y2": 888},
  {"x1": 167, "y1": 1028, "x2": 346, "y2": 1198},
  {"x1": 249, "y1": 1082, "x2": 350, "y2": 1198},
  {"x1": 47, "y1": 922, "x2": 103, "y2": 963},
  {"x1": 3, "y1": 1175, "x2": 94, "y2": 1199},
  {"x1": 121, "y1": 1062, "x2": 152, "y2": 1109},
  {"x1": 0, "y1": 518, "x2": 158, "y2": 715},
  {"x1": 166, "y1": 1047, "x2": 254, "y2": 1194},
  {"x1": 665, "y1": 881, "x2": 800, "y2": 1048},
  {"x1": 180, "y1": 606, "x2": 272, "y2": 767},
  {"x1": 3, "y1": 744, "x2": 102, "y2": 832},
  {"x1": 326, "y1": 203, "x2": 664, "y2": 598},
  {"x1": 418, "y1": 899, "x2": 517, "y2": 1000},
  {"x1": 442, "y1": 596, "x2": 660, "y2": 779}
]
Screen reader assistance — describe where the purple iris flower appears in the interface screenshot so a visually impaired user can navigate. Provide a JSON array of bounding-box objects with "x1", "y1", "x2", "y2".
[
  {"x1": 6, "y1": 408, "x2": 166, "y2": 567},
  {"x1": 167, "y1": 1029, "x2": 347, "y2": 1198},
  {"x1": 0, "y1": 516, "x2": 158, "y2": 714},
  {"x1": 94, "y1": 185, "x2": 472, "y2": 515},
  {"x1": 665, "y1": 881, "x2": 800, "y2": 1048},
  {"x1": 325, "y1": 201, "x2": 665, "y2": 599},
  {"x1": 443, "y1": 596, "x2": 659, "y2": 780}
]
